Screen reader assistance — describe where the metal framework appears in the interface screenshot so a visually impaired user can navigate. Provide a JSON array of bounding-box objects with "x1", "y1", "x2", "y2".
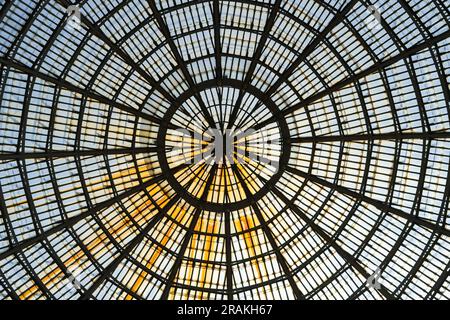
[{"x1": 0, "y1": 0, "x2": 449, "y2": 300}]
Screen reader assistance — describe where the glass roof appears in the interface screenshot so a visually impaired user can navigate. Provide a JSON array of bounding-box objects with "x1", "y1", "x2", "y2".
[{"x1": 0, "y1": 0, "x2": 449, "y2": 300}]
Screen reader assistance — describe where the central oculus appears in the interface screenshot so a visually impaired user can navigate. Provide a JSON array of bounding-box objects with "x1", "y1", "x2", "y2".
[{"x1": 157, "y1": 80, "x2": 290, "y2": 212}]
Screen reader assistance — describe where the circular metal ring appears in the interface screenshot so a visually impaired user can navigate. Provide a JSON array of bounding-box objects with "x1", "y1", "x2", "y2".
[{"x1": 156, "y1": 79, "x2": 291, "y2": 212}]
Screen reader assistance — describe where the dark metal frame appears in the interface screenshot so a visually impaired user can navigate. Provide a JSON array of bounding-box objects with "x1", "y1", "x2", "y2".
[{"x1": 0, "y1": 0, "x2": 449, "y2": 300}]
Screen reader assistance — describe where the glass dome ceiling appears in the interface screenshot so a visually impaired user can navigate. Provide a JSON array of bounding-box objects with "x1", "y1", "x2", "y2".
[{"x1": 0, "y1": 0, "x2": 449, "y2": 300}]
